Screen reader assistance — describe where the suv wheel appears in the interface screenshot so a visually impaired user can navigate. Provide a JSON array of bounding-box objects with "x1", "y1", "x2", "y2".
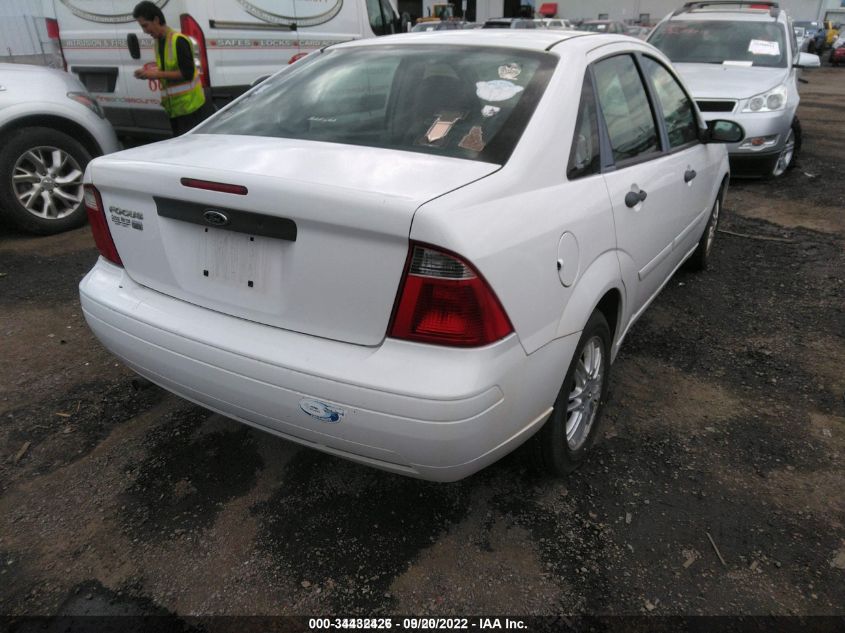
[
  {"x1": 770, "y1": 118, "x2": 802, "y2": 178},
  {"x1": 534, "y1": 310, "x2": 611, "y2": 475},
  {"x1": 0, "y1": 126, "x2": 92, "y2": 235}
]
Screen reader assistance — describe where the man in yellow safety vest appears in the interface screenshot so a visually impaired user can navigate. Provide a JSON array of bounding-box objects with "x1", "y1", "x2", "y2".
[{"x1": 132, "y1": 1, "x2": 214, "y2": 136}]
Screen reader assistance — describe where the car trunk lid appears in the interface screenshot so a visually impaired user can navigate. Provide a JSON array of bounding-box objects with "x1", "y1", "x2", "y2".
[{"x1": 89, "y1": 134, "x2": 499, "y2": 346}]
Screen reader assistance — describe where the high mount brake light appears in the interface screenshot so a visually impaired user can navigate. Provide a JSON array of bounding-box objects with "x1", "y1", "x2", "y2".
[
  {"x1": 84, "y1": 185, "x2": 122, "y2": 267},
  {"x1": 180, "y1": 13, "x2": 210, "y2": 89},
  {"x1": 180, "y1": 178, "x2": 248, "y2": 195},
  {"x1": 388, "y1": 244, "x2": 513, "y2": 347}
]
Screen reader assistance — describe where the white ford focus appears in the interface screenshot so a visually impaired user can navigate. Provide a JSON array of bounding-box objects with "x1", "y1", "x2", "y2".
[{"x1": 79, "y1": 30, "x2": 743, "y2": 481}]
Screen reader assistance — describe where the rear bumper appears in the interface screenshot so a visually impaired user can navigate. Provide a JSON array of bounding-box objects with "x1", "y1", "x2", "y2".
[{"x1": 79, "y1": 259, "x2": 574, "y2": 481}]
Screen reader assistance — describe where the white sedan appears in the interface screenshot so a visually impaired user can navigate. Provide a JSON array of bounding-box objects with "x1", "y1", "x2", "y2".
[{"x1": 79, "y1": 31, "x2": 742, "y2": 481}]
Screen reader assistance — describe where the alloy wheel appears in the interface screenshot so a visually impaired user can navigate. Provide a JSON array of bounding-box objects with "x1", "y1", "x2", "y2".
[
  {"x1": 12, "y1": 146, "x2": 84, "y2": 220},
  {"x1": 566, "y1": 336, "x2": 605, "y2": 451},
  {"x1": 772, "y1": 128, "x2": 796, "y2": 177},
  {"x1": 705, "y1": 199, "x2": 720, "y2": 257}
]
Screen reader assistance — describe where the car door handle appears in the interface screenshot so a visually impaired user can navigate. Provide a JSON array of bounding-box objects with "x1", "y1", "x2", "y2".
[
  {"x1": 625, "y1": 189, "x2": 647, "y2": 208},
  {"x1": 684, "y1": 169, "x2": 697, "y2": 183}
]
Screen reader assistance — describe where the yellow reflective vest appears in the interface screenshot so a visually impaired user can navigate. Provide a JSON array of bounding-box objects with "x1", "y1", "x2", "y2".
[{"x1": 154, "y1": 29, "x2": 205, "y2": 118}]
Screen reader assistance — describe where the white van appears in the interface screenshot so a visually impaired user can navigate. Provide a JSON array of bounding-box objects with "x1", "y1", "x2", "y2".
[{"x1": 48, "y1": 0, "x2": 402, "y2": 137}]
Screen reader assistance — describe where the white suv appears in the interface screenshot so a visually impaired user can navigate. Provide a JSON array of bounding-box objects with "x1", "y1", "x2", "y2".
[
  {"x1": 0, "y1": 64, "x2": 119, "y2": 234},
  {"x1": 648, "y1": 1, "x2": 820, "y2": 178}
]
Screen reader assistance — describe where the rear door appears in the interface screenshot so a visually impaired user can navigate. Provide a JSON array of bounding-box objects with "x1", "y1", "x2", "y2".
[{"x1": 593, "y1": 53, "x2": 681, "y2": 317}]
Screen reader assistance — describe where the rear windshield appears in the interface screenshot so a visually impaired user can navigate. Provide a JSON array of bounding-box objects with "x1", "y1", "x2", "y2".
[
  {"x1": 197, "y1": 45, "x2": 555, "y2": 164},
  {"x1": 649, "y1": 20, "x2": 788, "y2": 68}
]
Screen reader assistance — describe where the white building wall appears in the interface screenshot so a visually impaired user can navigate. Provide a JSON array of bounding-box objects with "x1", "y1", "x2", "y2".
[
  {"x1": 423, "y1": 0, "x2": 505, "y2": 21},
  {"x1": 475, "y1": 0, "x2": 506, "y2": 22}
]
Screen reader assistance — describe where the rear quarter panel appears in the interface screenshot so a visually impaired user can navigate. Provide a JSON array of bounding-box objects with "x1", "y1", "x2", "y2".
[{"x1": 410, "y1": 52, "x2": 620, "y2": 356}]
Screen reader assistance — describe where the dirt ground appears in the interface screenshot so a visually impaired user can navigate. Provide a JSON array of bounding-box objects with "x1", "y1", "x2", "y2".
[{"x1": 1, "y1": 67, "x2": 843, "y2": 620}]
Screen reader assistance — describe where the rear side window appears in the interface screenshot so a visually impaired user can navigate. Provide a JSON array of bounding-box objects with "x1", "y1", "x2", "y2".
[
  {"x1": 198, "y1": 46, "x2": 556, "y2": 164},
  {"x1": 641, "y1": 57, "x2": 699, "y2": 149},
  {"x1": 593, "y1": 55, "x2": 659, "y2": 163},
  {"x1": 567, "y1": 73, "x2": 601, "y2": 179}
]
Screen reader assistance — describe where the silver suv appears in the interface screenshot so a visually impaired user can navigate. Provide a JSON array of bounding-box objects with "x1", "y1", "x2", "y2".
[
  {"x1": 648, "y1": 1, "x2": 820, "y2": 178},
  {"x1": 0, "y1": 64, "x2": 119, "y2": 234}
]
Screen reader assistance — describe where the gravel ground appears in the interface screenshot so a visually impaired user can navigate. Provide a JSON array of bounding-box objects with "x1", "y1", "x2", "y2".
[{"x1": 0, "y1": 68, "x2": 843, "y2": 620}]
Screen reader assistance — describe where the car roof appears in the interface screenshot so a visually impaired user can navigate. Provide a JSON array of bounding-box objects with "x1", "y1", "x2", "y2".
[{"x1": 333, "y1": 29, "x2": 601, "y2": 52}]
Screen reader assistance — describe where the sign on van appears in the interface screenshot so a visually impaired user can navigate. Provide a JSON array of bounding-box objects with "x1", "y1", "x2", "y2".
[
  {"x1": 58, "y1": 0, "x2": 345, "y2": 27},
  {"x1": 58, "y1": 0, "x2": 169, "y2": 23}
]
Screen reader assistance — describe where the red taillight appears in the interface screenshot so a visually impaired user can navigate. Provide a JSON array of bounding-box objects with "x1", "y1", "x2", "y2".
[
  {"x1": 180, "y1": 13, "x2": 210, "y2": 88},
  {"x1": 180, "y1": 178, "x2": 248, "y2": 195},
  {"x1": 84, "y1": 185, "x2": 122, "y2": 267},
  {"x1": 45, "y1": 18, "x2": 67, "y2": 71},
  {"x1": 288, "y1": 52, "x2": 308, "y2": 64},
  {"x1": 388, "y1": 244, "x2": 513, "y2": 347},
  {"x1": 46, "y1": 18, "x2": 60, "y2": 39}
]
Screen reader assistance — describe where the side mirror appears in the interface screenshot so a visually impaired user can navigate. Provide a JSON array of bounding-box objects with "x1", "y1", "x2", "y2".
[
  {"x1": 795, "y1": 52, "x2": 821, "y2": 68},
  {"x1": 705, "y1": 120, "x2": 745, "y2": 144},
  {"x1": 127, "y1": 33, "x2": 141, "y2": 60}
]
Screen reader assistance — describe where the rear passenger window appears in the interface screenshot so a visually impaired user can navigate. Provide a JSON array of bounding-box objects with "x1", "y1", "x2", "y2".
[
  {"x1": 593, "y1": 55, "x2": 660, "y2": 163},
  {"x1": 567, "y1": 73, "x2": 601, "y2": 179},
  {"x1": 641, "y1": 57, "x2": 699, "y2": 149}
]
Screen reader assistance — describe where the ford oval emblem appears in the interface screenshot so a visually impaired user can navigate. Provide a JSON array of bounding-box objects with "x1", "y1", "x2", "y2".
[
  {"x1": 299, "y1": 398, "x2": 344, "y2": 423},
  {"x1": 203, "y1": 209, "x2": 229, "y2": 226}
]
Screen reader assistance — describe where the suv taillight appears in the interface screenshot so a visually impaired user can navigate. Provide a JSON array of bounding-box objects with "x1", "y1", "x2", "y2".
[
  {"x1": 84, "y1": 185, "x2": 122, "y2": 266},
  {"x1": 180, "y1": 13, "x2": 210, "y2": 88},
  {"x1": 388, "y1": 243, "x2": 513, "y2": 347},
  {"x1": 45, "y1": 18, "x2": 67, "y2": 71}
]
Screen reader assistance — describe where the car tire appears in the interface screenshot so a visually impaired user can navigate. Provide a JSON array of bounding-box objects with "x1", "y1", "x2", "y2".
[
  {"x1": 0, "y1": 126, "x2": 92, "y2": 235},
  {"x1": 769, "y1": 118, "x2": 802, "y2": 178},
  {"x1": 686, "y1": 188, "x2": 723, "y2": 272},
  {"x1": 534, "y1": 309, "x2": 611, "y2": 476}
]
